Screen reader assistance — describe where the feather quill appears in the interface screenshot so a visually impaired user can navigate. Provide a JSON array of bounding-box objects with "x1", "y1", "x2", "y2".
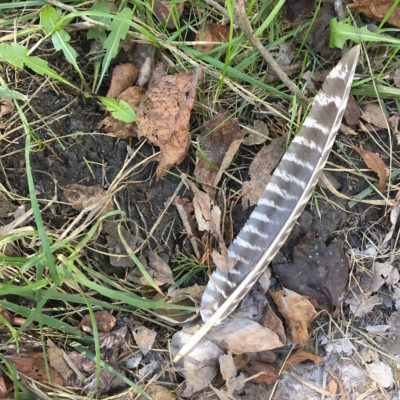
[{"x1": 174, "y1": 45, "x2": 360, "y2": 363}]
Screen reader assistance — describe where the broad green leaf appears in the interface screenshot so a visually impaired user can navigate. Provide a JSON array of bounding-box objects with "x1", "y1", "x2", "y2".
[
  {"x1": 330, "y1": 18, "x2": 400, "y2": 49},
  {"x1": 0, "y1": 78, "x2": 25, "y2": 100},
  {"x1": 40, "y1": 6, "x2": 85, "y2": 83},
  {"x1": 87, "y1": 0, "x2": 111, "y2": 44},
  {"x1": 95, "y1": 7, "x2": 133, "y2": 93},
  {"x1": 99, "y1": 96, "x2": 136, "y2": 122},
  {"x1": 0, "y1": 43, "x2": 79, "y2": 90}
]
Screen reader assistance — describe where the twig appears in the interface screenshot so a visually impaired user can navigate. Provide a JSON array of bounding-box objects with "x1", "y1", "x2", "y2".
[
  {"x1": 203, "y1": 0, "x2": 230, "y2": 20},
  {"x1": 333, "y1": 0, "x2": 346, "y2": 21},
  {"x1": 235, "y1": 0, "x2": 309, "y2": 104}
]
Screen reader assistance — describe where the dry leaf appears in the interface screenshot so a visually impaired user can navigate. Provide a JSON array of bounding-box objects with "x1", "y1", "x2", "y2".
[
  {"x1": 149, "y1": 0, "x2": 184, "y2": 29},
  {"x1": 349, "y1": 0, "x2": 400, "y2": 28},
  {"x1": 344, "y1": 96, "x2": 360, "y2": 126},
  {"x1": 272, "y1": 237, "x2": 349, "y2": 309},
  {"x1": 242, "y1": 119, "x2": 269, "y2": 146},
  {"x1": 133, "y1": 325, "x2": 157, "y2": 355},
  {"x1": 64, "y1": 184, "x2": 111, "y2": 211},
  {"x1": 100, "y1": 86, "x2": 144, "y2": 139},
  {"x1": 0, "y1": 98, "x2": 13, "y2": 117},
  {"x1": 282, "y1": 348, "x2": 323, "y2": 371},
  {"x1": 195, "y1": 113, "x2": 244, "y2": 197},
  {"x1": 362, "y1": 103, "x2": 388, "y2": 129},
  {"x1": 8, "y1": 352, "x2": 65, "y2": 386},
  {"x1": 146, "y1": 250, "x2": 175, "y2": 286},
  {"x1": 369, "y1": 262, "x2": 399, "y2": 292},
  {"x1": 369, "y1": 361, "x2": 394, "y2": 388},
  {"x1": 269, "y1": 288, "x2": 317, "y2": 345},
  {"x1": 355, "y1": 147, "x2": 387, "y2": 192},
  {"x1": 219, "y1": 352, "x2": 237, "y2": 384},
  {"x1": 209, "y1": 318, "x2": 284, "y2": 354},
  {"x1": 46, "y1": 339, "x2": 72, "y2": 380},
  {"x1": 347, "y1": 294, "x2": 381, "y2": 317},
  {"x1": 328, "y1": 379, "x2": 338, "y2": 396},
  {"x1": 139, "y1": 384, "x2": 174, "y2": 400},
  {"x1": 241, "y1": 135, "x2": 286, "y2": 209},
  {"x1": 106, "y1": 64, "x2": 138, "y2": 98},
  {"x1": 263, "y1": 301, "x2": 286, "y2": 345},
  {"x1": 246, "y1": 361, "x2": 279, "y2": 384},
  {"x1": 136, "y1": 68, "x2": 200, "y2": 176},
  {"x1": 0, "y1": 373, "x2": 8, "y2": 400},
  {"x1": 284, "y1": 0, "x2": 315, "y2": 23},
  {"x1": 195, "y1": 23, "x2": 230, "y2": 53},
  {"x1": 79, "y1": 310, "x2": 116, "y2": 333}
]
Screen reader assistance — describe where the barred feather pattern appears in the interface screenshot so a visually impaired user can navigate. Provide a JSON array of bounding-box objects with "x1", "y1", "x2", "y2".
[{"x1": 173, "y1": 45, "x2": 360, "y2": 363}]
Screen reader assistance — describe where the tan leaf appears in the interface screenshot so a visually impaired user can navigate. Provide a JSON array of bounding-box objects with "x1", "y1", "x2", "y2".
[
  {"x1": 64, "y1": 184, "x2": 111, "y2": 211},
  {"x1": 100, "y1": 86, "x2": 144, "y2": 139},
  {"x1": 362, "y1": 103, "x2": 388, "y2": 128},
  {"x1": 246, "y1": 361, "x2": 279, "y2": 384},
  {"x1": 348, "y1": 0, "x2": 400, "y2": 29},
  {"x1": 0, "y1": 98, "x2": 13, "y2": 117},
  {"x1": 139, "y1": 384, "x2": 174, "y2": 400},
  {"x1": 79, "y1": 310, "x2": 116, "y2": 333},
  {"x1": 46, "y1": 339, "x2": 72, "y2": 380},
  {"x1": 219, "y1": 352, "x2": 237, "y2": 384},
  {"x1": 149, "y1": 0, "x2": 184, "y2": 29},
  {"x1": 328, "y1": 379, "x2": 338, "y2": 396},
  {"x1": 282, "y1": 348, "x2": 323, "y2": 371},
  {"x1": 355, "y1": 147, "x2": 387, "y2": 192},
  {"x1": 136, "y1": 68, "x2": 200, "y2": 176},
  {"x1": 133, "y1": 325, "x2": 157, "y2": 355},
  {"x1": 269, "y1": 288, "x2": 317, "y2": 345},
  {"x1": 106, "y1": 63, "x2": 138, "y2": 98},
  {"x1": 242, "y1": 135, "x2": 286, "y2": 209},
  {"x1": 0, "y1": 373, "x2": 8, "y2": 399},
  {"x1": 242, "y1": 119, "x2": 269, "y2": 146},
  {"x1": 344, "y1": 96, "x2": 360, "y2": 126},
  {"x1": 195, "y1": 23, "x2": 230, "y2": 53},
  {"x1": 195, "y1": 113, "x2": 244, "y2": 197},
  {"x1": 263, "y1": 301, "x2": 286, "y2": 345},
  {"x1": 8, "y1": 352, "x2": 65, "y2": 386}
]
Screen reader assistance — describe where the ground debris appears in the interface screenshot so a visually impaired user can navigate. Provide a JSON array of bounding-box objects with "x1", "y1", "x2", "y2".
[
  {"x1": 348, "y1": 0, "x2": 400, "y2": 28},
  {"x1": 150, "y1": 0, "x2": 184, "y2": 29},
  {"x1": 79, "y1": 310, "x2": 116, "y2": 333},
  {"x1": 63, "y1": 183, "x2": 112, "y2": 211},
  {"x1": 194, "y1": 23, "x2": 230, "y2": 53},
  {"x1": 106, "y1": 63, "x2": 138, "y2": 98},
  {"x1": 355, "y1": 147, "x2": 387, "y2": 192}
]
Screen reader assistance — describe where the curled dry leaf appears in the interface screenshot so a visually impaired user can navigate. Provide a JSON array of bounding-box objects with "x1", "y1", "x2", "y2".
[
  {"x1": 344, "y1": 96, "x2": 360, "y2": 126},
  {"x1": 369, "y1": 261, "x2": 399, "y2": 292},
  {"x1": 242, "y1": 119, "x2": 269, "y2": 146},
  {"x1": 355, "y1": 147, "x2": 387, "y2": 192},
  {"x1": 361, "y1": 103, "x2": 388, "y2": 129},
  {"x1": 64, "y1": 184, "x2": 112, "y2": 211},
  {"x1": 136, "y1": 68, "x2": 200, "y2": 176},
  {"x1": 195, "y1": 23, "x2": 230, "y2": 53},
  {"x1": 149, "y1": 0, "x2": 184, "y2": 29},
  {"x1": 348, "y1": 0, "x2": 400, "y2": 28},
  {"x1": 242, "y1": 135, "x2": 286, "y2": 209},
  {"x1": 282, "y1": 348, "x2": 323, "y2": 371},
  {"x1": 100, "y1": 86, "x2": 144, "y2": 139},
  {"x1": 47, "y1": 339, "x2": 72, "y2": 381},
  {"x1": 269, "y1": 288, "x2": 317, "y2": 345},
  {"x1": 79, "y1": 310, "x2": 116, "y2": 333},
  {"x1": 106, "y1": 63, "x2": 138, "y2": 98},
  {"x1": 263, "y1": 301, "x2": 286, "y2": 345},
  {"x1": 246, "y1": 361, "x2": 279, "y2": 384},
  {"x1": 0, "y1": 98, "x2": 13, "y2": 117},
  {"x1": 132, "y1": 325, "x2": 157, "y2": 355},
  {"x1": 219, "y1": 352, "x2": 237, "y2": 384},
  {"x1": 195, "y1": 113, "x2": 244, "y2": 197},
  {"x1": 272, "y1": 237, "x2": 349, "y2": 309}
]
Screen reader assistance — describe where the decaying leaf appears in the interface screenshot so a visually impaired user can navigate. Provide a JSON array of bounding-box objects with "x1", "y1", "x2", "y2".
[
  {"x1": 64, "y1": 184, "x2": 112, "y2": 211},
  {"x1": 368, "y1": 361, "x2": 394, "y2": 388},
  {"x1": 139, "y1": 384, "x2": 175, "y2": 400},
  {"x1": 282, "y1": 348, "x2": 323, "y2": 371},
  {"x1": 270, "y1": 288, "x2": 317, "y2": 345},
  {"x1": 79, "y1": 310, "x2": 116, "y2": 333},
  {"x1": 242, "y1": 135, "x2": 286, "y2": 209},
  {"x1": 361, "y1": 103, "x2": 388, "y2": 129},
  {"x1": 149, "y1": 0, "x2": 184, "y2": 29},
  {"x1": 272, "y1": 237, "x2": 349, "y2": 309},
  {"x1": 219, "y1": 352, "x2": 237, "y2": 384},
  {"x1": 328, "y1": 379, "x2": 338, "y2": 396},
  {"x1": 0, "y1": 98, "x2": 13, "y2": 117},
  {"x1": 132, "y1": 325, "x2": 157, "y2": 355},
  {"x1": 369, "y1": 261, "x2": 399, "y2": 292},
  {"x1": 344, "y1": 96, "x2": 360, "y2": 126},
  {"x1": 100, "y1": 86, "x2": 144, "y2": 139},
  {"x1": 284, "y1": 0, "x2": 315, "y2": 23},
  {"x1": 246, "y1": 361, "x2": 279, "y2": 384},
  {"x1": 355, "y1": 147, "x2": 387, "y2": 192},
  {"x1": 0, "y1": 373, "x2": 8, "y2": 399},
  {"x1": 195, "y1": 113, "x2": 244, "y2": 197},
  {"x1": 242, "y1": 119, "x2": 269, "y2": 146},
  {"x1": 8, "y1": 352, "x2": 65, "y2": 386},
  {"x1": 263, "y1": 301, "x2": 286, "y2": 345},
  {"x1": 195, "y1": 23, "x2": 230, "y2": 53},
  {"x1": 47, "y1": 339, "x2": 72, "y2": 381},
  {"x1": 136, "y1": 68, "x2": 200, "y2": 176},
  {"x1": 348, "y1": 0, "x2": 400, "y2": 28},
  {"x1": 346, "y1": 294, "x2": 381, "y2": 317},
  {"x1": 106, "y1": 63, "x2": 138, "y2": 98}
]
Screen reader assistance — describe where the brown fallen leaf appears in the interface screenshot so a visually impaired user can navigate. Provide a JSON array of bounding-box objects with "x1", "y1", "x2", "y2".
[
  {"x1": 263, "y1": 301, "x2": 286, "y2": 345},
  {"x1": 355, "y1": 147, "x2": 387, "y2": 192},
  {"x1": 348, "y1": 0, "x2": 400, "y2": 28},
  {"x1": 0, "y1": 373, "x2": 8, "y2": 400},
  {"x1": 242, "y1": 119, "x2": 269, "y2": 146},
  {"x1": 79, "y1": 310, "x2": 116, "y2": 333},
  {"x1": 246, "y1": 361, "x2": 279, "y2": 384},
  {"x1": 132, "y1": 325, "x2": 157, "y2": 355},
  {"x1": 106, "y1": 63, "x2": 138, "y2": 98},
  {"x1": 242, "y1": 135, "x2": 286, "y2": 209},
  {"x1": 149, "y1": 0, "x2": 184, "y2": 29},
  {"x1": 47, "y1": 339, "x2": 72, "y2": 381},
  {"x1": 344, "y1": 96, "x2": 360, "y2": 126},
  {"x1": 272, "y1": 237, "x2": 349, "y2": 309},
  {"x1": 0, "y1": 98, "x2": 13, "y2": 118},
  {"x1": 328, "y1": 379, "x2": 338, "y2": 396},
  {"x1": 100, "y1": 86, "x2": 145, "y2": 139},
  {"x1": 136, "y1": 68, "x2": 200, "y2": 176},
  {"x1": 195, "y1": 23, "x2": 230, "y2": 53},
  {"x1": 195, "y1": 113, "x2": 244, "y2": 197},
  {"x1": 64, "y1": 184, "x2": 112, "y2": 211},
  {"x1": 139, "y1": 384, "x2": 175, "y2": 400},
  {"x1": 362, "y1": 103, "x2": 388, "y2": 129},
  {"x1": 269, "y1": 288, "x2": 317, "y2": 345},
  {"x1": 219, "y1": 352, "x2": 237, "y2": 384},
  {"x1": 8, "y1": 352, "x2": 65, "y2": 386},
  {"x1": 346, "y1": 293, "x2": 381, "y2": 317},
  {"x1": 282, "y1": 348, "x2": 323, "y2": 371},
  {"x1": 284, "y1": 0, "x2": 315, "y2": 23}
]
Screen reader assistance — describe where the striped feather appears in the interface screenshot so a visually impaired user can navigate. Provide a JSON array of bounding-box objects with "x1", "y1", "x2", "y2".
[{"x1": 174, "y1": 45, "x2": 360, "y2": 362}]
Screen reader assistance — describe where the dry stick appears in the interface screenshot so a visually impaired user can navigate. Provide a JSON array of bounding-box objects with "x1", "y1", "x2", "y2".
[
  {"x1": 235, "y1": 0, "x2": 310, "y2": 104},
  {"x1": 203, "y1": 0, "x2": 230, "y2": 20}
]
